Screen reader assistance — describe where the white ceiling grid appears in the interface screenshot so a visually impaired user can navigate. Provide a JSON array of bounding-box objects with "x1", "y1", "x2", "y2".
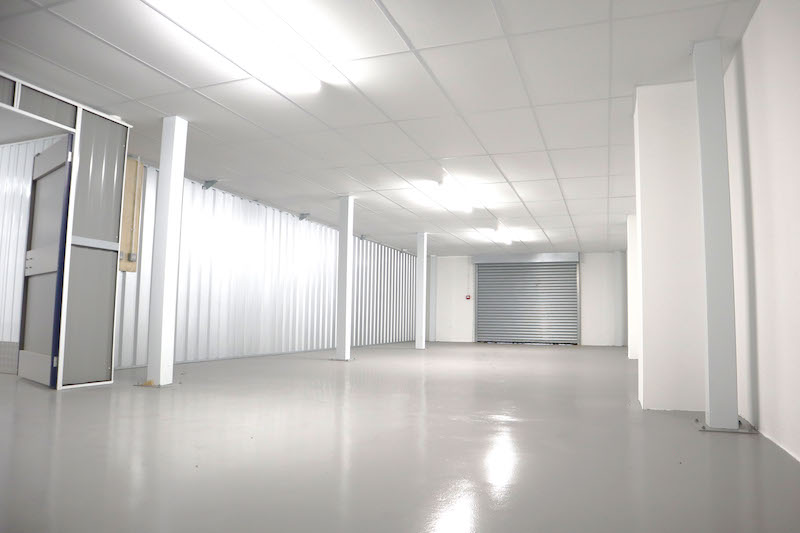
[{"x1": 0, "y1": 0, "x2": 759, "y2": 255}]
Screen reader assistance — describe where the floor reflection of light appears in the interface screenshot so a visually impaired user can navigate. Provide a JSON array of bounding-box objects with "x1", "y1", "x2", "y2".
[
  {"x1": 429, "y1": 480, "x2": 476, "y2": 533},
  {"x1": 485, "y1": 428, "x2": 517, "y2": 502}
]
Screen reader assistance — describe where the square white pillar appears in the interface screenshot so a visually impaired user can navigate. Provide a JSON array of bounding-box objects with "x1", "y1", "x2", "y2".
[
  {"x1": 336, "y1": 196, "x2": 354, "y2": 360},
  {"x1": 693, "y1": 40, "x2": 739, "y2": 430},
  {"x1": 146, "y1": 116, "x2": 187, "y2": 386},
  {"x1": 415, "y1": 232, "x2": 427, "y2": 350}
]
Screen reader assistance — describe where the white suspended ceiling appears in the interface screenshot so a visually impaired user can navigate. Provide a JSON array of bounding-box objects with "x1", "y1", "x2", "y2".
[{"x1": 0, "y1": 0, "x2": 758, "y2": 255}]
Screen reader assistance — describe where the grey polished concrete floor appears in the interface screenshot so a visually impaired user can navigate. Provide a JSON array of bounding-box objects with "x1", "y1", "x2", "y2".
[{"x1": 1, "y1": 343, "x2": 799, "y2": 533}]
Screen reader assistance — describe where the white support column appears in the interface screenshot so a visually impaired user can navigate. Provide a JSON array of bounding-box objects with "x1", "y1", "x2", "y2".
[
  {"x1": 336, "y1": 196, "x2": 354, "y2": 361},
  {"x1": 146, "y1": 116, "x2": 187, "y2": 386},
  {"x1": 428, "y1": 255, "x2": 437, "y2": 342},
  {"x1": 415, "y1": 232, "x2": 427, "y2": 350},
  {"x1": 693, "y1": 40, "x2": 739, "y2": 430}
]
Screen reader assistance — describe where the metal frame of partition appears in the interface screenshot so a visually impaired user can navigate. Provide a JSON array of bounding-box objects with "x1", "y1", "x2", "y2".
[{"x1": 1, "y1": 70, "x2": 131, "y2": 390}]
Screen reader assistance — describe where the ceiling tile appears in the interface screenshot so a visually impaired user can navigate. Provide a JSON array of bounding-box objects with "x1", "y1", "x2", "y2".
[
  {"x1": 613, "y1": 0, "x2": 723, "y2": 18},
  {"x1": 198, "y1": 78, "x2": 326, "y2": 136},
  {"x1": 339, "y1": 122, "x2": 428, "y2": 162},
  {"x1": 381, "y1": 188, "x2": 443, "y2": 210},
  {"x1": 466, "y1": 107, "x2": 545, "y2": 153},
  {"x1": 610, "y1": 175, "x2": 635, "y2": 197},
  {"x1": 549, "y1": 147, "x2": 609, "y2": 178},
  {"x1": 571, "y1": 213, "x2": 609, "y2": 227},
  {"x1": 514, "y1": 180, "x2": 563, "y2": 202},
  {"x1": 397, "y1": 115, "x2": 484, "y2": 158},
  {"x1": 611, "y1": 145, "x2": 635, "y2": 175},
  {"x1": 139, "y1": 90, "x2": 271, "y2": 143},
  {"x1": 612, "y1": 4, "x2": 726, "y2": 96},
  {"x1": 536, "y1": 100, "x2": 609, "y2": 149},
  {"x1": 224, "y1": 139, "x2": 322, "y2": 175},
  {"x1": 0, "y1": 41, "x2": 127, "y2": 107},
  {"x1": 266, "y1": 0, "x2": 407, "y2": 61},
  {"x1": 488, "y1": 202, "x2": 530, "y2": 218},
  {"x1": 559, "y1": 176, "x2": 609, "y2": 199},
  {"x1": 512, "y1": 23, "x2": 609, "y2": 105},
  {"x1": 539, "y1": 218, "x2": 575, "y2": 230},
  {"x1": 387, "y1": 159, "x2": 445, "y2": 184},
  {"x1": 0, "y1": 10, "x2": 183, "y2": 99},
  {"x1": 609, "y1": 196, "x2": 636, "y2": 214},
  {"x1": 566, "y1": 197, "x2": 607, "y2": 214},
  {"x1": 52, "y1": 0, "x2": 247, "y2": 88},
  {"x1": 526, "y1": 200, "x2": 568, "y2": 216},
  {"x1": 497, "y1": 0, "x2": 609, "y2": 32},
  {"x1": 353, "y1": 191, "x2": 403, "y2": 211},
  {"x1": 287, "y1": 130, "x2": 376, "y2": 167},
  {"x1": 610, "y1": 96, "x2": 634, "y2": 144},
  {"x1": 288, "y1": 82, "x2": 386, "y2": 128},
  {"x1": 0, "y1": 0, "x2": 36, "y2": 19},
  {"x1": 467, "y1": 182, "x2": 520, "y2": 206},
  {"x1": 493, "y1": 151, "x2": 554, "y2": 181},
  {"x1": 441, "y1": 155, "x2": 506, "y2": 185},
  {"x1": 341, "y1": 53, "x2": 452, "y2": 120},
  {"x1": 421, "y1": 39, "x2": 528, "y2": 113},
  {"x1": 297, "y1": 168, "x2": 372, "y2": 195},
  {"x1": 383, "y1": 0, "x2": 502, "y2": 48},
  {"x1": 344, "y1": 165, "x2": 411, "y2": 190}
]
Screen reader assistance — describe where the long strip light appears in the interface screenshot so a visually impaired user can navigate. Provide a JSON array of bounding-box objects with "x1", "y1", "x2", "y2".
[{"x1": 144, "y1": 0, "x2": 348, "y2": 94}]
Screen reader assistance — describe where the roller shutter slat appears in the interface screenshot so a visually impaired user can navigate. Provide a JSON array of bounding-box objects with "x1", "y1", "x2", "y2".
[{"x1": 476, "y1": 262, "x2": 579, "y2": 344}]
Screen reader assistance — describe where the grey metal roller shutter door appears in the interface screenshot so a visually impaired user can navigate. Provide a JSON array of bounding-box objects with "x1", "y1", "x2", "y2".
[{"x1": 476, "y1": 262, "x2": 579, "y2": 344}]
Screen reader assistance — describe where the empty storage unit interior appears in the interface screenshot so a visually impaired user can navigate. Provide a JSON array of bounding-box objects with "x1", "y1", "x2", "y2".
[{"x1": 1, "y1": 1, "x2": 800, "y2": 532}]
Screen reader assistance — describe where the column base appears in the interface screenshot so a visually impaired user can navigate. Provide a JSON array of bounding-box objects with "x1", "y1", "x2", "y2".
[{"x1": 695, "y1": 416, "x2": 758, "y2": 434}]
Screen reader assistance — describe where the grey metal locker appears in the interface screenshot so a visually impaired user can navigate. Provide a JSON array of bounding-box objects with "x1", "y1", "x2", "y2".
[{"x1": 476, "y1": 262, "x2": 579, "y2": 344}]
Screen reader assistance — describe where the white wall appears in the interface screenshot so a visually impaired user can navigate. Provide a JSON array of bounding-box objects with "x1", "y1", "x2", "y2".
[
  {"x1": 626, "y1": 215, "x2": 642, "y2": 359},
  {"x1": 433, "y1": 256, "x2": 474, "y2": 342},
  {"x1": 724, "y1": 0, "x2": 800, "y2": 460},
  {"x1": 580, "y1": 252, "x2": 627, "y2": 346},
  {"x1": 635, "y1": 82, "x2": 708, "y2": 412},
  {"x1": 432, "y1": 254, "x2": 627, "y2": 346}
]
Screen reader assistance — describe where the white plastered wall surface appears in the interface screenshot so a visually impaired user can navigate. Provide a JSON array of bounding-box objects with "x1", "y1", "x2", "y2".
[
  {"x1": 579, "y1": 252, "x2": 627, "y2": 347},
  {"x1": 724, "y1": 0, "x2": 800, "y2": 461}
]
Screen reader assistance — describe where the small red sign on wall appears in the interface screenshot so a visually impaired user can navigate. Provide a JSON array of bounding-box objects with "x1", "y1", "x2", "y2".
[{"x1": 466, "y1": 295, "x2": 471, "y2": 300}]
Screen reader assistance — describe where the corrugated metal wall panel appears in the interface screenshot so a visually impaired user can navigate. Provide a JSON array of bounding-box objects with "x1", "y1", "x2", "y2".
[
  {"x1": 115, "y1": 166, "x2": 416, "y2": 369},
  {"x1": 476, "y1": 262, "x2": 579, "y2": 344},
  {"x1": 351, "y1": 238, "x2": 416, "y2": 347},
  {"x1": 0, "y1": 136, "x2": 62, "y2": 373}
]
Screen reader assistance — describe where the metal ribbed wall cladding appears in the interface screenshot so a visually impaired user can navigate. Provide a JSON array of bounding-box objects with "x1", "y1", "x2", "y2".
[
  {"x1": 476, "y1": 262, "x2": 579, "y2": 345},
  {"x1": 116, "y1": 167, "x2": 416, "y2": 369},
  {"x1": 352, "y1": 238, "x2": 416, "y2": 346},
  {"x1": 0, "y1": 136, "x2": 61, "y2": 373}
]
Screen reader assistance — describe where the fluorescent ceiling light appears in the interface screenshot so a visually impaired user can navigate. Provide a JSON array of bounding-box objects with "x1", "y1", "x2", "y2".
[
  {"x1": 479, "y1": 221, "x2": 515, "y2": 245},
  {"x1": 144, "y1": 0, "x2": 349, "y2": 94},
  {"x1": 415, "y1": 172, "x2": 480, "y2": 213}
]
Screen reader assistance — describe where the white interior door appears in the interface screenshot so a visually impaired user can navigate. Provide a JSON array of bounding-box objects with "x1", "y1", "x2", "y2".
[{"x1": 18, "y1": 136, "x2": 71, "y2": 386}]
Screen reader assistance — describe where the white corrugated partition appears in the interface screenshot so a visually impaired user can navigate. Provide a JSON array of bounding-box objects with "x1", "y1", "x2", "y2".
[
  {"x1": 352, "y1": 238, "x2": 416, "y2": 347},
  {"x1": 115, "y1": 165, "x2": 417, "y2": 369},
  {"x1": 0, "y1": 136, "x2": 61, "y2": 373}
]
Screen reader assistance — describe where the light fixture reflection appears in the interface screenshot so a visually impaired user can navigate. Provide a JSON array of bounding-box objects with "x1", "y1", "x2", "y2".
[
  {"x1": 484, "y1": 428, "x2": 517, "y2": 501},
  {"x1": 429, "y1": 480, "x2": 476, "y2": 533}
]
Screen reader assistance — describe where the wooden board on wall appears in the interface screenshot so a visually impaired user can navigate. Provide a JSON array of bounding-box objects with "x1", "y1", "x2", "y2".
[{"x1": 119, "y1": 158, "x2": 144, "y2": 272}]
